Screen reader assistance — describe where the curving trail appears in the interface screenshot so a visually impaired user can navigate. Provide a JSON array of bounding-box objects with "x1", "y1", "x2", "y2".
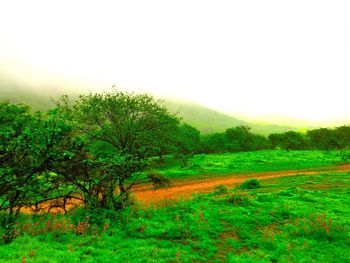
[
  {"x1": 132, "y1": 163, "x2": 350, "y2": 205},
  {"x1": 20, "y1": 163, "x2": 350, "y2": 213}
]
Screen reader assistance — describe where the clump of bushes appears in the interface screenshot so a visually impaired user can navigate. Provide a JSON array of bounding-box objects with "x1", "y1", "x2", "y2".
[
  {"x1": 239, "y1": 178, "x2": 261, "y2": 189},
  {"x1": 214, "y1": 184, "x2": 228, "y2": 195},
  {"x1": 147, "y1": 171, "x2": 171, "y2": 189},
  {"x1": 226, "y1": 190, "x2": 250, "y2": 205}
]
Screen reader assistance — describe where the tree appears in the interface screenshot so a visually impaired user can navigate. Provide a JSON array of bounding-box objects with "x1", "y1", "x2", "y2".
[
  {"x1": 0, "y1": 103, "x2": 73, "y2": 242},
  {"x1": 334, "y1": 126, "x2": 350, "y2": 154},
  {"x1": 200, "y1": 133, "x2": 228, "y2": 153},
  {"x1": 306, "y1": 128, "x2": 338, "y2": 151},
  {"x1": 225, "y1": 125, "x2": 262, "y2": 152},
  {"x1": 250, "y1": 134, "x2": 271, "y2": 150},
  {"x1": 268, "y1": 133, "x2": 282, "y2": 149},
  {"x1": 332, "y1": 126, "x2": 350, "y2": 159},
  {"x1": 60, "y1": 91, "x2": 180, "y2": 209},
  {"x1": 174, "y1": 123, "x2": 201, "y2": 167},
  {"x1": 269, "y1": 131, "x2": 307, "y2": 150}
]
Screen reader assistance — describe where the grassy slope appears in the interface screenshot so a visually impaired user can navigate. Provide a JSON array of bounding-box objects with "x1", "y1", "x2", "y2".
[
  {"x1": 156, "y1": 150, "x2": 345, "y2": 179},
  {"x1": 0, "y1": 84, "x2": 79, "y2": 112},
  {"x1": 163, "y1": 100, "x2": 299, "y2": 135},
  {"x1": 1, "y1": 172, "x2": 349, "y2": 262},
  {"x1": 0, "y1": 83, "x2": 299, "y2": 135}
]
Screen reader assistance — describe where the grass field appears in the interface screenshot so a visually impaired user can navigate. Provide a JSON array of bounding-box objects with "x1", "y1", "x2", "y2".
[
  {"x1": 1, "y1": 170, "x2": 349, "y2": 262},
  {"x1": 156, "y1": 150, "x2": 346, "y2": 179}
]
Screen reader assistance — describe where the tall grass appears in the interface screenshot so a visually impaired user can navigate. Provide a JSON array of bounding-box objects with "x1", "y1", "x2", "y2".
[{"x1": 1, "y1": 172, "x2": 349, "y2": 262}]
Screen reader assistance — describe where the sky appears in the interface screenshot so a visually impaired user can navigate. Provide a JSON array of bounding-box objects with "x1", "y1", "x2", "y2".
[{"x1": 0, "y1": 0, "x2": 350, "y2": 123}]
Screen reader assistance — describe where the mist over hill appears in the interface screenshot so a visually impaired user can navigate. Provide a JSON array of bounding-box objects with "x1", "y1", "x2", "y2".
[
  {"x1": 0, "y1": 82, "x2": 304, "y2": 135},
  {"x1": 0, "y1": 77, "x2": 81, "y2": 111},
  {"x1": 162, "y1": 100, "x2": 301, "y2": 135}
]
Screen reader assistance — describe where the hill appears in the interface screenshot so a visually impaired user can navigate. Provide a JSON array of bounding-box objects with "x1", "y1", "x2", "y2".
[
  {"x1": 0, "y1": 83, "x2": 300, "y2": 135},
  {"x1": 162, "y1": 100, "x2": 300, "y2": 135},
  {"x1": 0, "y1": 77, "x2": 83, "y2": 111}
]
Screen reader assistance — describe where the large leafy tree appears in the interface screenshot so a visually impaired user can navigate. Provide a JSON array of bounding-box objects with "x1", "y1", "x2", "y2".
[
  {"x1": 0, "y1": 103, "x2": 73, "y2": 242},
  {"x1": 60, "y1": 91, "x2": 180, "y2": 208},
  {"x1": 306, "y1": 128, "x2": 338, "y2": 151}
]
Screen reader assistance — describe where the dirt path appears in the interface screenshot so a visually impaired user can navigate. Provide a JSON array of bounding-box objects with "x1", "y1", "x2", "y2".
[
  {"x1": 132, "y1": 163, "x2": 350, "y2": 205},
  {"x1": 20, "y1": 163, "x2": 350, "y2": 213}
]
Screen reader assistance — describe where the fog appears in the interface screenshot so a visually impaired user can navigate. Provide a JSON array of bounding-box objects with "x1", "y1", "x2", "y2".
[{"x1": 1, "y1": 0, "x2": 350, "y2": 123}]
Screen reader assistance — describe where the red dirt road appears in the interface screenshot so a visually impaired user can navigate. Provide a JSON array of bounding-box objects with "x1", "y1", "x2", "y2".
[
  {"x1": 132, "y1": 163, "x2": 350, "y2": 205},
  {"x1": 20, "y1": 163, "x2": 350, "y2": 213}
]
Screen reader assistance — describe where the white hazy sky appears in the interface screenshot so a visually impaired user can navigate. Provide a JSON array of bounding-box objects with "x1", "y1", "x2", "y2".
[{"x1": 0, "y1": 0, "x2": 350, "y2": 122}]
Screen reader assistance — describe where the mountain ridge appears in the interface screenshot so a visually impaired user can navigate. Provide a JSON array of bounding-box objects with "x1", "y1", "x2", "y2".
[{"x1": 0, "y1": 83, "x2": 307, "y2": 135}]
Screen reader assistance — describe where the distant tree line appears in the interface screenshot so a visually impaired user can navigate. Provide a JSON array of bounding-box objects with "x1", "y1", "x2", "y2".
[
  {"x1": 192, "y1": 126, "x2": 350, "y2": 156},
  {"x1": 1, "y1": 90, "x2": 350, "y2": 242}
]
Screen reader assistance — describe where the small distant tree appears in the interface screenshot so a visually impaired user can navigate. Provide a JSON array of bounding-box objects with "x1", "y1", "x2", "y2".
[
  {"x1": 225, "y1": 126, "x2": 269, "y2": 151},
  {"x1": 174, "y1": 123, "x2": 201, "y2": 167},
  {"x1": 225, "y1": 126, "x2": 251, "y2": 152},
  {"x1": 306, "y1": 128, "x2": 338, "y2": 151},
  {"x1": 268, "y1": 133, "x2": 283, "y2": 149},
  {"x1": 269, "y1": 131, "x2": 307, "y2": 150},
  {"x1": 200, "y1": 133, "x2": 228, "y2": 153},
  {"x1": 250, "y1": 134, "x2": 271, "y2": 150},
  {"x1": 334, "y1": 126, "x2": 350, "y2": 159}
]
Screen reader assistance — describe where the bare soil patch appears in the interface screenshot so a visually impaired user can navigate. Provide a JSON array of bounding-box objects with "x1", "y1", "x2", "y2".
[
  {"x1": 133, "y1": 163, "x2": 350, "y2": 205},
  {"x1": 21, "y1": 163, "x2": 350, "y2": 213}
]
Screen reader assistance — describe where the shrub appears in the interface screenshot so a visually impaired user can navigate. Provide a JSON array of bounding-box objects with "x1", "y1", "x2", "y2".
[
  {"x1": 226, "y1": 190, "x2": 250, "y2": 205},
  {"x1": 214, "y1": 184, "x2": 228, "y2": 195},
  {"x1": 147, "y1": 171, "x2": 171, "y2": 189},
  {"x1": 239, "y1": 178, "x2": 261, "y2": 189}
]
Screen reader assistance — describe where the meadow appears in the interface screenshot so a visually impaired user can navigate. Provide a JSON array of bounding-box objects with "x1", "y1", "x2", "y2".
[
  {"x1": 0, "y1": 150, "x2": 349, "y2": 262},
  {"x1": 156, "y1": 150, "x2": 345, "y2": 179}
]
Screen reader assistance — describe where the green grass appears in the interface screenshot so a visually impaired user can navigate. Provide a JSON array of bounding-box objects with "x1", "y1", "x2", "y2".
[
  {"x1": 156, "y1": 150, "x2": 346, "y2": 179},
  {"x1": 1, "y1": 172, "x2": 349, "y2": 262}
]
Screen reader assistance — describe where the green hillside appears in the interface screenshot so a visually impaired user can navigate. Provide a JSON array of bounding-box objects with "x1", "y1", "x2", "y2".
[
  {"x1": 163, "y1": 100, "x2": 300, "y2": 135},
  {"x1": 0, "y1": 80, "x2": 78, "y2": 111},
  {"x1": 0, "y1": 83, "x2": 300, "y2": 135}
]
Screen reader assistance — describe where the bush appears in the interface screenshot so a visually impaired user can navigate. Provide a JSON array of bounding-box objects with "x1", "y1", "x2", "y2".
[
  {"x1": 147, "y1": 171, "x2": 171, "y2": 189},
  {"x1": 239, "y1": 178, "x2": 261, "y2": 189},
  {"x1": 226, "y1": 190, "x2": 251, "y2": 205},
  {"x1": 214, "y1": 184, "x2": 228, "y2": 195}
]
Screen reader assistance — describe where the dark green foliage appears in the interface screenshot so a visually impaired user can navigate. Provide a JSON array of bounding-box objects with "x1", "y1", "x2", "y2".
[
  {"x1": 334, "y1": 126, "x2": 350, "y2": 159},
  {"x1": 334, "y1": 126, "x2": 350, "y2": 149},
  {"x1": 268, "y1": 131, "x2": 308, "y2": 150},
  {"x1": 173, "y1": 123, "x2": 201, "y2": 167},
  {"x1": 0, "y1": 91, "x2": 180, "y2": 242},
  {"x1": 226, "y1": 190, "x2": 251, "y2": 205},
  {"x1": 200, "y1": 125, "x2": 271, "y2": 154},
  {"x1": 177, "y1": 123, "x2": 201, "y2": 155},
  {"x1": 147, "y1": 171, "x2": 171, "y2": 189},
  {"x1": 225, "y1": 125, "x2": 270, "y2": 151},
  {"x1": 56, "y1": 90, "x2": 179, "y2": 210},
  {"x1": 201, "y1": 132, "x2": 228, "y2": 153},
  {"x1": 225, "y1": 125, "x2": 254, "y2": 151},
  {"x1": 0, "y1": 103, "x2": 74, "y2": 242},
  {"x1": 214, "y1": 184, "x2": 228, "y2": 194},
  {"x1": 307, "y1": 128, "x2": 338, "y2": 150},
  {"x1": 304, "y1": 126, "x2": 350, "y2": 160},
  {"x1": 239, "y1": 178, "x2": 261, "y2": 189}
]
